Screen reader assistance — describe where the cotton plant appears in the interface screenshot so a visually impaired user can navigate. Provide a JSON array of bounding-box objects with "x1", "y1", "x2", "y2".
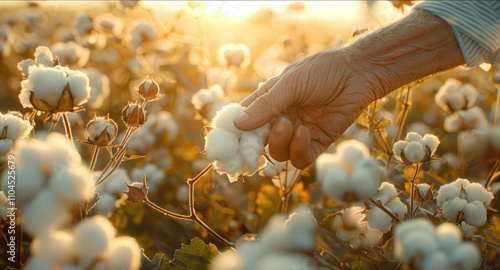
[
  {"x1": 315, "y1": 140, "x2": 386, "y2": 203},
  {"x1": 211, "y1": 205, "x2": 318, "y2": 270},
  {"x1": 17, "y1": 46, "x2": 56, "y2": 77},
  {"x1": 332, "y1": 206, "x2": 383, "y2": 249},
  {"x1": 394, "y1": 219, "x2": 481, "y2": 270},
  {"x1": 436, "y1": 178, "x2": 493, "y2": 226},
  {"x1": 392, "y1": 132, "x2": 440, "y2": 165},
  {"x1": 204, "y1": 103, "x2": 270, "y2": 182},
  {"x1": 0, "y1": 111, "x2": 33, "y2": 156},
  {"x1": 0, "y1": 133, "x2": 94, "y2": 236},
  {"x1": 23, "y1": 216, "x2": 141, "y2": 270},
  {"x1": 366, "y1": 182, "x2": 407, "y2": 233},
  {"x1": 191, "y1": 84, "x2": 230, "y2": 121}
]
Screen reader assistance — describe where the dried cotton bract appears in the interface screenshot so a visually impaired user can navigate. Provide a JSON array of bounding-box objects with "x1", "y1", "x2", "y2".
[
  {"x1": 24, "y1": 216, "x2": 141, "y2": 270},
  {"x1": 436, "y1": 178, "x2": 493, "y2": 226},
  {"x1": 0, "y1": 111, "x2": 33, "y2": 156},
  {"x1": 205, "y1": 103, "x2": 270, "y2": 182},
  {"x1": 315, "y1": 140, "x2": 386, "y2": 202},
  {"x1": 392, "y1": 132, "x2": 440, "y2": 165},
  {"x1": 394, "y1": 219, "x2": 480, "y2": 270}
]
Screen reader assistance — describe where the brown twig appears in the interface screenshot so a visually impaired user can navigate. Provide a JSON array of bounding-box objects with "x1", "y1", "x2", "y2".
[
  {"x1": 409, "y1": 163, "x2": 421, "y2": 219},
  {"x1": 369, "y1": 198, "x2": 401, "y2": 222}
]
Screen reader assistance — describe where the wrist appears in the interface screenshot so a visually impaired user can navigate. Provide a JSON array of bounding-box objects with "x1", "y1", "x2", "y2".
[{"x1": 344, "y1": 9, "x2": 465, "y2": 97}]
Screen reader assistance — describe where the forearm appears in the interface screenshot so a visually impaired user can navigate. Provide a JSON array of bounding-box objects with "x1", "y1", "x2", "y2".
[{"x1": 344, "y1": 9, "x2": 465, "y2": 98}]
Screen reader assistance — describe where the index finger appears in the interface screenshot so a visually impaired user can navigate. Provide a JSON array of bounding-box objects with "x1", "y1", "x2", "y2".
[{"x1": 239, "y1": 76, "x2": 280, "y2": 107}]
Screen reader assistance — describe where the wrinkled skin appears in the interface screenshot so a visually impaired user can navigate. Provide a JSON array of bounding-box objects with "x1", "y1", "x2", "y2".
[{"x1": 234, "y1": 49, "x2": 385, "y2": 169}]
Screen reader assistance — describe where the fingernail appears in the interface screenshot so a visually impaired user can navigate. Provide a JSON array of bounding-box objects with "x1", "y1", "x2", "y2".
[
  {"x1": 234, "y1": 112, "x2": 249, "y2": 124},
  {"x1": 273, "y1": 117, "x2": 285, "y2": 133}
]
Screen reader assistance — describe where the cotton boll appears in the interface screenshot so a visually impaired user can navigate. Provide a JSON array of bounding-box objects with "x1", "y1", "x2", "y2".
[
  {"x1": 420, "y1": 251, "x2": 450, "y2": 270},
  {"x1": 211, "y1": 251, "x2": 242, "y2": 270},
  {"x1": 127, "y1": 20, "x2": 155, "y2": 51},
  {"x1": 463, "y1": 201, "x2": 487, "y2": 226},
  {"x1": 320, "y1": 164, "x2": 349, "y2": 200},
  {"x1": 214, "y1": 154, "x2": 244, "y2": 178},
  {"x1": 239, "y1": 132, "x2": 263, "y2": 171},
  {"x1": 459, "y1": 84, "x2": 477, "y2": 109},
  {"x1": 23, "y1": 189, "x2": 70, "y2": 236},
  {"x1": 435, "y1": 78, "x2": 462, "y2": 111},
  {"x1": 394, "y1": 219, "x2": 435, "y2": 243},
  {"x1": 72, "y1": 216, "x2": 116, "y2": 266},
  {"x1": 397, "y1": 231, "x2": 438, "y2": 261},
  {"x1": 284, "y1": 208, "x2": 317, "y2": 250},
  {"x1": 191, "y1": 85, "x2": 226, "y2": 111},
  {"x1": 441, "y1": 197, "x2": 467, "y2": 221},
  {"x1": 465, "y1": 183, "x2": 493, "y2": 206},
  {"x1": 336, "y1": 140, "x2": 370, "y2": 168},
  {"x1": 444, "y1": 113, "x2": 460, "y2": 133},
  {"x1": 106, "y1": 237, "x2": 141, "y2": 270},
  {"x1": 17, "y1": 59, "x2": 36, "y2": 76},
  {"x1": 31, "y1": 231, "x2": 73, "y2": 264},
  {"x1": 49, "y1": 164, "x2": 93, "y2": 204},
  {"x1": 436, "y1": 223, "x2": 462, "y2": 253},
  {"x1": 211, "y1": 103, "x2": 246, "y2": 136},
  {"x1": 95, "y1": 193, "x2": 117, "y2": 216},
  {"x1": 387, "y1": 198, "x2": 407, "y2": 219},
  {"x1": 67, "y1": 70, "x2": 91, "y2": 105},
  {"x1": 8, "y1": 162, "x2": 45, "y2": 208},
  {"x1": 85, "y1": 68, "x2": 110, "y2": 109},
  {"x1": 448, "y1": 92, "x2": 466, "y2": 111},
  {"x1": 449, "y1": 242, "x2": 480, "y2": 270},
  {"x1": 404, "y1": 141, "x2": 425, "y2": 163},
  {"x1": 367, "y1": 207, "x2": 392, "y2": 233},
  {"x1": 205, "y1": 128, "x2": 239, "y2": 161},
  {"x1": 420, "y1": 134, "x2": 440, "y2": 155},
  {"x1": 3, "y1": 114, "x2": 32, "y2": 139},
  {"x1": 315, "y1": 153, "x2": 337, "y2": 181},
  {"x1": 436, "y1": 184, "x2": 461, "y2": 206},
  {"x1": 405, "y1": 132, "x2": 422, "y2": 142},
  {"x1": 0, "y1": 139, "x2": 13, "y2": 156},
  {"x1": 351, "y1": 158, "x2": 382, "y2": 200},
  {"x1": 23, "y1": 257, "x2": 55, "y2": 270}
]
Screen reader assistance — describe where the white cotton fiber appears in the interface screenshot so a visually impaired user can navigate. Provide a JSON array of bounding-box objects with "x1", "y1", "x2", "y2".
[
  {"x1": 420, "y1": 134, "x2": 440, "y2": 155},
  {"x1": 8, "y1": 161, "x2": 45, "y2": 208},
  {"x1": 87, "y1": 117, "x2": 117, "y2": 142},
  {"x1": 67, "y1": 70, "x2": 91, "y2": 105},
  {"x1": 465, "y1": 182, "x2": 493, "y2": 206},
  {"x1": 351, "y1": 158, "x2": 380, "y2": 200},
  {"x1": 240, "y1": 132, "x2": 263, "y2": 171},
  {"x1": 336, "y1": 139, "x2": 370, "y2": 168},
  {"x1": 449, "y1": 242, "x2": 480, "y2": 270},
  {"x1": 95, "y1": 193, "x2": 117, "y2": 216},
  {"x1": 205, "y1": 128, "x2": 239, "y2": 161},
  {"x1": 214, "y1": 154, "x2": 244, "y2": 178},
  {"x1": 463, "y1": 201, "x2": 487, "y2": 226},
  {"x1": 31, "y1": 231, "x2": 73, "y2": 264},
  {"x1": 3, "y1": 114, "x2": 32, "y2": 139},
  {"x1": 404, "y1": 141, "x2": 425, "y2": 163},
  {"x1": 436, "y1": 223, "x2": 462, "y2": 253},
  {"x1": 405, "y1": 132, "x2": 422, "y2": 142},
  {"x1": 28, "y1": 66, "x2": 67, "y2": 106},
  {"x1": 387, "y1": 197, "x2": 407, "y2": 219},
  {"x1": 34, "y1": 46, "x2": 54, "y2": 67},
  {"x1": 191, "y1": 84, "x2": 226, "y2": 111},
  {"x1": 448, "y1": 92, "x2": 466, "y2": 111},
  {"x1": 50, "y1": 164, "x2": 92, "y2": 204},
  {"x1": 211, "y1": 251, "x2": 242, "y2": 270},
  {"x1": 373, "y1": 182, "x2": 398, "y2": 205},
  {"x1": 367, "y1": 206, "x2": 392, "y2": 233},
  {"x1": 398, "y1": 231, "x2": 437, "y2": 260},
  {"x1": 417, "y1": 184, "x2": 431, "y2": 200},
  {"x1": 106, "y1": 237, "x2": 141, "y2": 270},
  {"x1": 211, "y1": 103, "x2": 246, "y2": 136},
  {"x1": 452, "y1": 178, "x2": 470, "y2": 190},
  {"x1": 86, "y1": 68, "x2": 110, "y2": 109},
  {"x1": 441, "y1": 197, "x2": 467, "y2": 221},
  {"x1": 436, "y1": 183, "x2": 461, "y2": 206},
  {"x1": 392, "y1": 140, "x2": 408, "y2": 160},
  {"x1": 320, "y1": 164, "x2": 349, "y2": 200},
  {"x1": 17, "y1": 59, "x2": 36, "y2": 76},
  {"x1": 154, "y1": 111, "x2": 179, "y2": 141},
  {"x1": 72, "y1": 216, "x2": 116, "y2": 266},
  {"x1": 102, "y1": 168, "x2": 132, "y2": 194},
  {"x1": 23, "y1": 189, "x2": 70, "y2": 236},
  {"x1": 444, "y1": 113, "x2": 460, "y2": 133},
  {"x1": 420, "y1": 251, "x2": 450, "y2": 270},
  {"x1": 23, "y1": 257, "x2": 55, "y2": 270}
]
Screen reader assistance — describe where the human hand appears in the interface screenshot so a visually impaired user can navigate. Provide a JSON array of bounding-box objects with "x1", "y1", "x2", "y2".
[{"x1": 233, "y1": 48, "x2": 386, "y2": 169}]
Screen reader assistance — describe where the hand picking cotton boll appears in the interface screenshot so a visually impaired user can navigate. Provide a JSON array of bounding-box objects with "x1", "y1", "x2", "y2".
[
  {"x1": 315, "y1": 140, "x2": 386, "y2": 203},
  {"x1": 205, "y1": 103, "x2": 270, "y2": 182},
  {"x1": 392, "y1": 132, "x2": 440, "y2": 165},
  {"x1": 394, "y1": 219, "x2": 480, "y2": 270},
  {"x1": 434, "y1": 78, "x2": 478, "y2": 112},
  {"x1": 436, "y1": 178, "x2": 493, "y2": 226},
  {"x1": 367, "y1": 182, "x2": 407, "y2": 233}
]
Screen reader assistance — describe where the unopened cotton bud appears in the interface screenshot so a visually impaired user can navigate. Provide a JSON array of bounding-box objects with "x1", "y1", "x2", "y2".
[
  {"x1": 123, "y1": 175, "x2": 148, "y2": 202},
  {"x1": 415, "y1": 183, "x2": 434, "y2": 204},
  {"x1": 122, "y1": 103, "x2": 147, "y2": 127},
  {"x1": 137, "y1": 77, "x2": 163, "y2": 101},
  {"x1": 86, "y1": 115, "x2": 118, "y2": 146}
]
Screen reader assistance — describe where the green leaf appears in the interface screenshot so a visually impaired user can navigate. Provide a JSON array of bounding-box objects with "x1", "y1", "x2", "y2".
[{"x1": 162, "y1": 237, "x2": 219, "y2": 270}]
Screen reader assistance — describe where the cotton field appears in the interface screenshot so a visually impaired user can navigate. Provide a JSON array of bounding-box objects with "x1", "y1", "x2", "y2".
[{"x1": 0, "y1": 1, "x2": 499, "y2": 270}]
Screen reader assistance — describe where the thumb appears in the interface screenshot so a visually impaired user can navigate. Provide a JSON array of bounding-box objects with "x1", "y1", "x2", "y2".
[{"x1": 234, "y1": 84, "x2": 290, "y2": 131}]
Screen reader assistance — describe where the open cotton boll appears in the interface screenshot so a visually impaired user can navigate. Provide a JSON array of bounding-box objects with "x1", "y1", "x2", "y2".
[
  {"x1": 127, "y1": 20, "x2": 155, "y2": 51},
  {"x1": 51, "y1": 41, "x2": 90, "y2": 67},
  {"x1": 463, "y1": 201, "x2": 487, "y2": 226},
  {"x1": 95, "y1": 193, "x2": 117, "y2": 216},
  {"x1": 239, "y1": 132, "x2": 264, "y2": 171},
  {"x1": 25, "y1": 65, "x2": 67, "y2": 107},
  {"x1": 350, "y1": 158, "x2": 383, "y2": 200},
  {"x1": 420, "y1": 251, "x2": 450, "y2": 270},
  {"x1": 435, "y1": 78, "x2": 462, "y2": 110},
  {"x1": 386, "y1": 198, "x2": 407, "y2": 219},
  {"x1": 262, "y1": 146, "x2": 286, "y2": 178},
  {"x1": 448, "y1": 92, "x2": 466, "y2": 111},
  {"x1": 17, "y1": 59, "x2": 36, "y2": 76},
  {"x1": 397, "y1": 230, "x2": 438, "y2": 261},
  {"x1": 373, "y1": 182, "x2": 398, "y2": 205},
  {"x1": 2, "y1": 114, "x2": 32, "y2": 139},
  {"x1": 315, "y1": 153, "x2": 337, "y2": 181},
  {"x1": 360, "y1": 228, "x2": 383, "y2": 249},
  {"x1": 449, "y1": 242, "x2": 480, "y2": 270},
  {"x1": 49, "y1": 164, "x2": 92, "y2": 204},
  {"x1": 205, "y1": 128, "x2": 239, "y2": 161},
  {"x1": 0, "y1": 139, "x2": 13, "y2": 156},
  {"x1": 320, "y1": 164, "x2": 349, "y2": 200},
  {"x1": 405, "y1": 132, "x2": 422, "y2": 142},
  {"x1": 441, "y1": 197, "x2": 467, "y2": 221},
  {"x1": 367, "y1": 206, "x2": 392, "y2": 233},
  {"x1": 214, "y1": 155, "x2": 244, "y2": 182},
  {"x1": 258, "y1": 215, "x2": 291, "y2": 252},
  {"x1": 436, "y1": 223, "x2": 462, "y2": 253},
  {"x1": 67, "y1": 70, "x2": 91, "y2": 105},
  {"x1": 33, "y1": 46, "x2": 54, "y2": 67},
  {"x1": 466, "y1": 182, "x2": 493, "y2": 206},
  {"x1": 420, "y1": 134, "x2": 440, "y2": 155},
  {"x1": 394, "y1": 219, "x2": 435, "y2": 243},
  {"x1": 459, "y1": 84, "x2": 478, "y2": 109},
  {"x1": 191, "y1": 84, "x2": 226, "y2": 111},
  {"x1": 451, "y1": 178, "x2": 470, "y2": 190},
  {"x1": 404, "y1": 141, "x2": 426, "y2": 163},
  {"x1": 85, "y1": 68, "x2": 110, "y2": 109},
  {"x1": 105, "y1": 237, "x2": 141, "y2": 270},
  {"x1": 211, "y1": 103, "x2": 246, "y2": 136},
  {"x1": 31, "y1": 231, "x2": 73, "y2": 265},
  {"x1": 72, "y1": 216, "x2": 116, "y2": 266},
  {"x1": 23, "y1": 189, "x2": 70, "y2": 236},
  {"x1": 336, "y1": 139, "x2": 370, "y2": 168}
]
